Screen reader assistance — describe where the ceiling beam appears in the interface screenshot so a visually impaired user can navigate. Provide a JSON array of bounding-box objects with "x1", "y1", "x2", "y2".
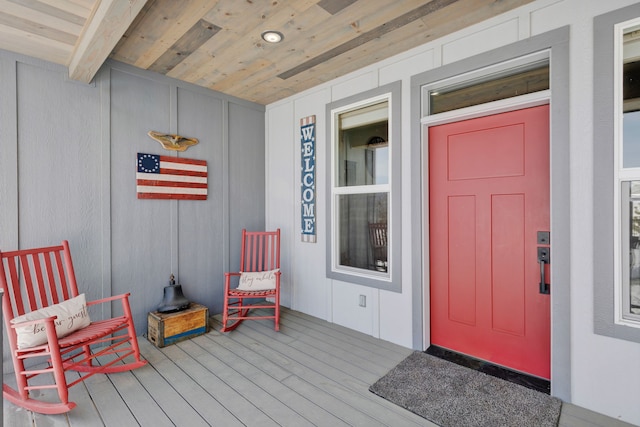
[{"x1": 68, "y1": 0, "x2": 148, "y2": 83}]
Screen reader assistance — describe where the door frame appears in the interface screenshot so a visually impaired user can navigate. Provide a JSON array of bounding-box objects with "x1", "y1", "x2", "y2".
[{"x1": 409, "y1": 26, "x2": 571, "y2": 400}]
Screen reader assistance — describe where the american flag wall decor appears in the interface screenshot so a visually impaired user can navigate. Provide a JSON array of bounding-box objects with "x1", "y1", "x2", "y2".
[{"x1": 136, "y1": 153, "x2": 207, "y2": 200}]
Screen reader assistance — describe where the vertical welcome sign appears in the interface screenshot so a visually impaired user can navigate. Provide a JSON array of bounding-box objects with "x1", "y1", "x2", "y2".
[{"x1": 300, "y1": 115, "x2": 316, "y2": 243}]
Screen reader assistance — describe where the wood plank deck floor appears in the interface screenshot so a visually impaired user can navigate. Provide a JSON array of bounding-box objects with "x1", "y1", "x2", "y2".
[{"x1": 3, "y1": 307, "x2": 637, "y2": 427}]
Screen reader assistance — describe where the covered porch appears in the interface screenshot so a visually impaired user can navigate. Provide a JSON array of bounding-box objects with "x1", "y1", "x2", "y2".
[{"x1": 3, "y1": 308, "x2": 632, "y2": 427}]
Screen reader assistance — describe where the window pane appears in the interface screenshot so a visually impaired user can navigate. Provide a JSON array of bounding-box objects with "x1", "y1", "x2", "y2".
[
  {"x1": 623, "y1": 25, "x2": 640, "y2": 167},
  {"x1": 623, "y1": 110, "x2": 640, "y2": 167},
  {"x1": 338, "y1": 193, "x2": 388, "y2": 272},
  {"x1": 429, "y1": 62, "x2": 549, "y2": 115},
  {"x1": 629, "y1": 182, "x2": 640, "y2": 317},
  {"x1": 337, "y1": 102, "x2": 389, "y2": 186}
]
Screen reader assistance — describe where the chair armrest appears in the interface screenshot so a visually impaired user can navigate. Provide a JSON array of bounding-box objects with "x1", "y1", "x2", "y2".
[
  {"x1": 10, "y1": 315, "x2": 57, "y2": 329},
  {"x1": 86, "y1": 292, "x2": 131, "y2": 306},
  {"x1": 224, "y1": 272, "x2": 240, "y2": 292}
]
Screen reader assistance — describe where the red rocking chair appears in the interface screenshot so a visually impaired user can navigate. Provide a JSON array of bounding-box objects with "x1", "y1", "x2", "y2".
[
  {"x1": 222, "y1": 229, "x2": 281, "y2": 332},
  {"x1": 0, "y1": 240, "x2": 147, "y2": 414}
]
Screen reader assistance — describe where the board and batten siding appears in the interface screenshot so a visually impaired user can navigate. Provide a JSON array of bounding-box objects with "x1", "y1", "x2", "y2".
[{"x1": 0, "y1": 52, "x2": 265, "y2": 367}]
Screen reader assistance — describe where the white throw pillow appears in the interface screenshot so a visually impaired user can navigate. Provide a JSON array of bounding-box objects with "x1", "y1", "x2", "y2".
[
  {"x1": 237, "y1": 269, "x2": 279, "y2": 291},
  {"x1": 11, "y1": 294, "x2": 91, "y2": 349}
]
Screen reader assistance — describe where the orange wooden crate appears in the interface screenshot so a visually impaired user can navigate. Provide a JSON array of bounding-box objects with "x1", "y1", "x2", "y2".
[{"x1": 147, "y1": 303, "x2": 209, "y2": 348}]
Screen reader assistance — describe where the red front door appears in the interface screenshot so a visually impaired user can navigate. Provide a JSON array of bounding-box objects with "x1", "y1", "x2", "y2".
[{"x1": 428, "y1": 105, "x2": 550, "y2": 379}]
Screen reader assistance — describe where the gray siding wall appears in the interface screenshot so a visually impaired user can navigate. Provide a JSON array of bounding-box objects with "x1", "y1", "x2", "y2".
[{"x1": 0, "y1": 51, "x2": 265, "y2": 369}]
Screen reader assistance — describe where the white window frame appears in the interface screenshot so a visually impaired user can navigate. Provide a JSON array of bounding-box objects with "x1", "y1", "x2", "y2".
[{"x1": 613, "y1": 17, "x2": 640, "y2": 328}]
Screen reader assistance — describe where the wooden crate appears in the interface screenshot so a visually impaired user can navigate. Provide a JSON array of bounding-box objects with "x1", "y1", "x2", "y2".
[{"x1": 147, "y1": 302, "x2": 209, "y2": 348}]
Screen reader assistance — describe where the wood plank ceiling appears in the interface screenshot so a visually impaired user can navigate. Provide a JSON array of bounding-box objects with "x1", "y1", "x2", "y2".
[{"x1": 0, "y1": 0, "x2": 535, "y2": 105}]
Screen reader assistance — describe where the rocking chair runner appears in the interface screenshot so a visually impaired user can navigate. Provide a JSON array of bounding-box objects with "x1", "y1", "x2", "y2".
[
  {"x1": 222, "y1": 229, "x2": 281, "y2": 332},
  {"x1": 0, "y1": 240, "x2": 147, "y2": 414}
]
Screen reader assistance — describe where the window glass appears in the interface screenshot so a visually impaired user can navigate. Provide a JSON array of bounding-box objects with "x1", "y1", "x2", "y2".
[
  {"x1": 337, "y1": 102, "x2": 389, "y2": 186},
  {"x1": 623, "y1": 182, "x2": 640, "y2": 319},
  {"x1": 429, "y1": 62, "x2": 549, "y2": 115},
  {"x1": 623, "y1": 111, "x2": 640, "y2": 168},
  {"x1": 623, "y1": 27, "x2": 640, "y2": 167},
  {"x1": 338, "y1": 193, "x2": 388, "y2": 272}
]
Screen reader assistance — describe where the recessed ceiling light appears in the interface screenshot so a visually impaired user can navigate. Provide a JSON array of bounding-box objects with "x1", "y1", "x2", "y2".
[{"x1": 261, "y1": 31, "x2": 284, "y2": 43}]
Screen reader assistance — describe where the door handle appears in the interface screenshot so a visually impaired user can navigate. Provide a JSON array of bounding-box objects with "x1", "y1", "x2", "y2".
[{"x1": 537, "y1": 247, "x2": 550, "y2": 294}]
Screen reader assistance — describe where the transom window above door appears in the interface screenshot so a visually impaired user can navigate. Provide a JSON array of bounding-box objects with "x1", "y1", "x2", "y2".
[{"x1": 421, "y1": 52, "x2": 550, "y2": 118}]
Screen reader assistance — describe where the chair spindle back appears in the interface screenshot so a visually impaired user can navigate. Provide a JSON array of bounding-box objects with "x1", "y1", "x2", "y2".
[
  {"x1": 0, "y1": 241, "x2": 79, "y2": 320},
  {"x1": 240, "y1": 229, "x2": 280, "y2": 273}
]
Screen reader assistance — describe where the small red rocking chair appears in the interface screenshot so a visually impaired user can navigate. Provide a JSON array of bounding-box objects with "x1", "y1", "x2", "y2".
[
  {"x1": 222, "y1": 229, "x2": 281, "y2": 332},
  {"x1": 0, "y1": 240, "x2": 147, "y2": 414}
]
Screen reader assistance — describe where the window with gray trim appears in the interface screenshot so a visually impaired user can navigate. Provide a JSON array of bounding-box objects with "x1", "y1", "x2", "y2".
[
  {"x1": 594, "y1": 3, "x2": 640, "y2": 342},
  {"x1": 325, "y1": 82, "x2": 402, "y2": 292}
]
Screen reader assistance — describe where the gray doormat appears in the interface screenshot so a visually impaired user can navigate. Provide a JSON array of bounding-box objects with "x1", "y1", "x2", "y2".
[{"x1": 369, "y1": 351, "x2": 562, "y2": 427}]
